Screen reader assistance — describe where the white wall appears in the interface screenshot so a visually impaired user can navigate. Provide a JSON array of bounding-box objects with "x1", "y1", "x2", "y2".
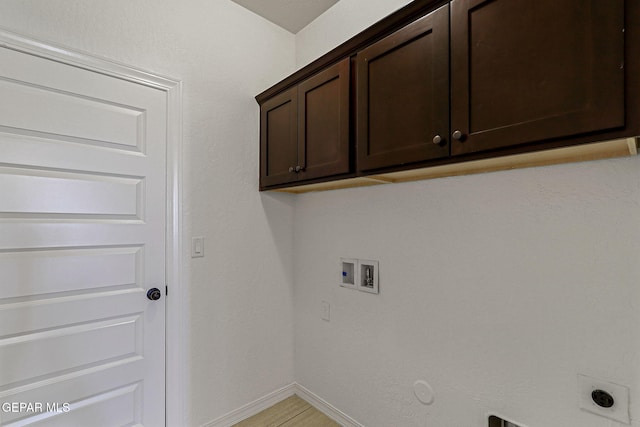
[
  {"x1": 295, "y1": 0, "x2": 412, "y2": 68},
  {"x1": 293, "y1": 2, "x2": 640, "y2": 426},
  {"x1": 0, "y1": 2, "x2": 297, "y2": 426}
]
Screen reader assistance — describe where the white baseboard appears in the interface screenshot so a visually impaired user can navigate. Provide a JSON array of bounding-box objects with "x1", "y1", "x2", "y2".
[
  {"x1": 293, "y1": 383, "x2": 364, "y2": 427},
  {"x1": 201, "y1": 382, "x2": 362, "y2": 427},
  {"x1": 202, "y1": 383, "x2": 297, "y2": 427}
]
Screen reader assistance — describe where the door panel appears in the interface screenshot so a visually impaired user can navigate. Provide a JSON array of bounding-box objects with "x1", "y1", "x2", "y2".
[
  {"x1": 0, "y1": 316, "x2": 140, "y2": 386},
  {"x1": 357, "y1": 4, "x2": 450, "y2": 171},
  {"x1": 451, "y1": 0, "x2": 625, "y2": 155},
  {"x1": 0, "y1": 46, "x2": 166, "y2": 426},
  {"x1": 1, "y1": 362, "x2": 143, "y2": 426},
  {"x1": 0, "y1": 167, "x2": 142, "y2": 218},
  {"x1": 0, "y1": 79, "x2": 143, "y2": 150},
  {"x1": 260, "y1": 87, "x2": 298, "y2": 188},
  {"x1": 297, "y1": 58, "x2": 350, "y2": 181},
  {"x1": 0, "y1": 246, "x2": 140, "y2": 300},
  {"x1": 23, "y1": 384, "x2": 142, "y2": 427}
]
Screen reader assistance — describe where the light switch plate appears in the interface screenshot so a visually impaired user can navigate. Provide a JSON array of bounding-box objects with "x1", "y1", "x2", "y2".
[
  {"x1": 578, "y1": 374, "x2": 630, "y2": 424},
  {"x1": 191, "y1": 236, "x2": 205, "y2": 258}
]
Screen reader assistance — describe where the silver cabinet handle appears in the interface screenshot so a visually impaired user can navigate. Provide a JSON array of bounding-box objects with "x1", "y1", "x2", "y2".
[
  {"x1": 295, "y1": 165, "x2": 302, "y2": 172},
  {"x1": 452, "y1": 130, "x2": 464, "y2": 141},
  {"x1": 288, "y1": 166, "x2": 295, "y2": 173},
  {"x1": 432, "y1": 135, "x2": 442, "y2": 145}
]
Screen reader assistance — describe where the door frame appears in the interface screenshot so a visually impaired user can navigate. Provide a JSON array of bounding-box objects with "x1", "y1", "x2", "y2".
[{"x1": 0, "y1": 28, "x2": 187, "y2": 426}]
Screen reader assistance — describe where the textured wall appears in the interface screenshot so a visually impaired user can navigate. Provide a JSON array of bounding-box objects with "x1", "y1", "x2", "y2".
[
  {"x1": 0, "y1": 2, "x2": 296, "y2": 425},
  {"x1": 295, "y1": 0, "x2": 412, "y2": 68},
  {"x1": 293, "y1": 1, "x2": 640, "y2": 426},
  {"x1": 294, "y1": 158, "x2": 640, "y2": 427}
]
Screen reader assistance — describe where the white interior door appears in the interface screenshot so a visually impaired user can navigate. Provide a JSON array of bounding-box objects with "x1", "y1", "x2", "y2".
[{"x1": 0, "y1": 45, "x2": 167, "y2": 426}]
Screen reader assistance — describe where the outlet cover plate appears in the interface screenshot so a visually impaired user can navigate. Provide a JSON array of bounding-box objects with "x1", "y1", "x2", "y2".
[
  {"x1": 578, "y1": 374, "x2": 630, "y2": 424},
  {"x1": 320, "y1": 301, "x2": 330, "y2": 321}
]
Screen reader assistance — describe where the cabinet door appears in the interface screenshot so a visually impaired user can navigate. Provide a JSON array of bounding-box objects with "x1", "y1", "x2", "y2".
[
  {"x1": 298, "y1": 58, "x2": 350, "y2": 181},
  {"x1": 451, "y1": 0, "x2": 625, "y2": 156},
  {"x1": 357, "y1": 4, "x2": 449, "y2": 172},
  {"x1": 260, "y1": 87, "x2": 298, "y2": 188}
]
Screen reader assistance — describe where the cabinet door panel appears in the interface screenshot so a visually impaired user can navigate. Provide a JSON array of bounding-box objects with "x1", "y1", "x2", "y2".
[
  {"x1": 260, "y1": 87, "x2": 297, "y2": 188},
  {"x1": 298, "y1": 58, "x2": 350, "y2": 181},
  {"x1": 357, "y1": 4, "x2": 449, "y2": 172},
  {"x1": 451, "y1": 0, "x2": 625, "y2": 155}
]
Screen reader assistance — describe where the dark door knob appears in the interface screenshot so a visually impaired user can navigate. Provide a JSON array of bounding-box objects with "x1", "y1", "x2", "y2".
[{"x1": 147, "y1": 288, "x2": 162, "y2": 301}]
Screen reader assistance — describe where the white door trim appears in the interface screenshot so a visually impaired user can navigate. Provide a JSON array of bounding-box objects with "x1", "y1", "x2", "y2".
[{"x1": 0, "y1": 28, "x2": 187, "y2": 427}]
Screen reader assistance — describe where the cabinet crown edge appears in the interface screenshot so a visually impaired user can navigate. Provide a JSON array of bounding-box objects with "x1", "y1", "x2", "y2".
[{"x1": 255, "y1": 0, "x2": 448, "y2": 104}]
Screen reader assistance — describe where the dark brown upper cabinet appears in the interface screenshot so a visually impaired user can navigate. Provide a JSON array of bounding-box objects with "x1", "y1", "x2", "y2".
[
  {"x1": 260, "y1": 87, "x2": 298, "y2": 188},
  {"x1": 298, "y1": 58, "x2": 351, "y2": 182},
  {"x1": 450, "y1": 0, "x2": 625, "y2": 156},
  {"x1": 357, "y1": 4, "x2": 450, "y2": 172},
  {"x1": 259, "y1": 58, "x2": 350, "y2": 189},
  {"x1": 257, "y1": 0, "x2": 638, "y2": 192}
]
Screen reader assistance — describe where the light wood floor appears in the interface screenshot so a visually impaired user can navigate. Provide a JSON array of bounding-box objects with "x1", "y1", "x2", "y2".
[{"x1": 233, "y1": 395, "x2": 340, "y2": 427}]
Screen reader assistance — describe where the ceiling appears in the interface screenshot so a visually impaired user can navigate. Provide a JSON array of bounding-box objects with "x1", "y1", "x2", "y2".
[{"x1": 231, "y1": 0, "x2": 340, "y2": 34}]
